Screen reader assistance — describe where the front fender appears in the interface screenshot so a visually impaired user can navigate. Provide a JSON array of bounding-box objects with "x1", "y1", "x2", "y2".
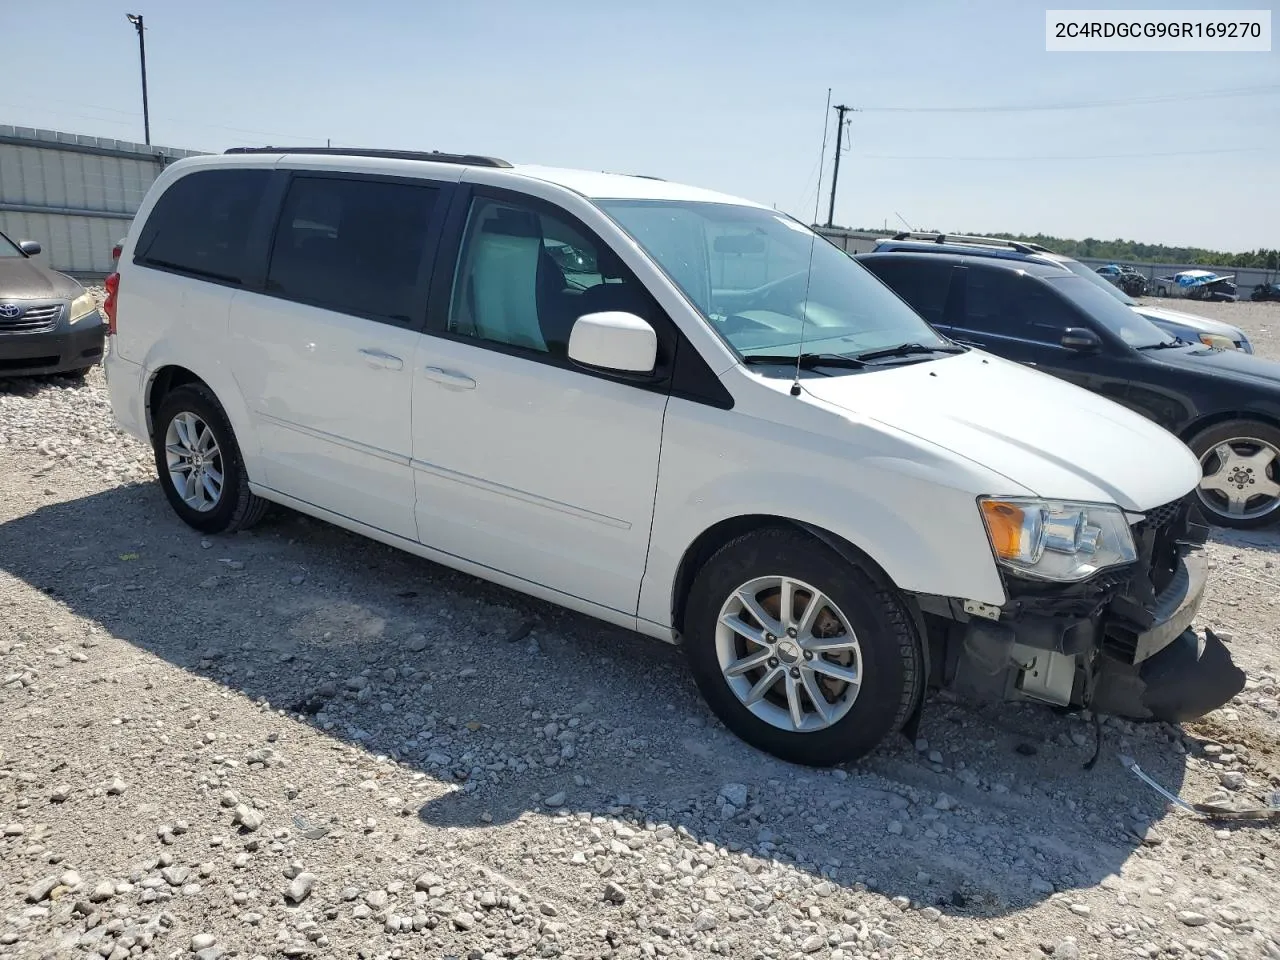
[{"x1": 638, "y1": 401, "x2": 1013, "y2": 629}]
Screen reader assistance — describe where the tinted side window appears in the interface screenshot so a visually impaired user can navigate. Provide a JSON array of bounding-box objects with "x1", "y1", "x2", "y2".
[
  {"x1": 963, "y1": 269, "x2": 1083, "y2": 343},
  {"x1": 860, "y1": 257, "x2": 955, "y2": 324},
  {"x1": 136, "y1": 169, "x2": 270, "y2": 283},
  {"x1": 266, "y1": 176, "x2": 438, "y2": 324},
  {"x1": 1017, "y1": 284, "x2": 1085, "y2": 343},
  {"x1": 448, "y1": 196, "x2": 649, "y2": 357}
]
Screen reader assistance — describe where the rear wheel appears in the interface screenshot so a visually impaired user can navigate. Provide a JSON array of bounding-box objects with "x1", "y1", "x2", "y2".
[
  {"x1": 1189, "y1": 420, "x2": 1280, "y2": 529},
  {"x1": 683, "y1": 527, "x2": 923, "y2": 767},
  {"x1": 152, "y1": 384, "x2": 269, "y2": 534}
]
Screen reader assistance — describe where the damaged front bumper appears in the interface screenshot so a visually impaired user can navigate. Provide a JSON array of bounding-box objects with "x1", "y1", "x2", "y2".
[{"x1": 924, "y1": 496, "x2": 1245, "y2": 722}]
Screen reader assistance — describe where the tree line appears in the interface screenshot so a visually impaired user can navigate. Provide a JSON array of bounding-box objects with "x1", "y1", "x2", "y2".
[{"x1": 859, "y1": 228, "x2": 1279, "y2": 269}]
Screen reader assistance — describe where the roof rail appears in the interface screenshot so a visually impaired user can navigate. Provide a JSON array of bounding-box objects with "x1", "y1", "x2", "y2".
[
  {"x1": 888, "y1": 231, "x2": 1043, "y2": 255},
  {"x1": 222, "y1": 146, "x2": 512, "y2": 168}
]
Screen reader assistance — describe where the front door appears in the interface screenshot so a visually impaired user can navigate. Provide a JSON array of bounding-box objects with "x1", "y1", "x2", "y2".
[
  {"x1": 410, "y1": 189, "x2": 669, "y2": 615},
  {"x1": 228, "y1": 172, "x2": 448, "y2": 539},
  {"x1": 945, "y1": 264, "x2": 1135, "y2": 409}
]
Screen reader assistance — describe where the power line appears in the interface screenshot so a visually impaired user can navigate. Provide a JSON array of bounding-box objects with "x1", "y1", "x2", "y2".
[
  {"x1": 858, "y1": 83, "x2": 1280, "y2": 114},
  {"x1": 860, "y1": 145, "x2": 1267, "y2": 161}
]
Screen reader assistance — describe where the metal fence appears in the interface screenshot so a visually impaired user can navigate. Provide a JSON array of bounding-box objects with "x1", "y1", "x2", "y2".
[{"x1": 0, "y1": 125, "x2": 204, "y2": 279}]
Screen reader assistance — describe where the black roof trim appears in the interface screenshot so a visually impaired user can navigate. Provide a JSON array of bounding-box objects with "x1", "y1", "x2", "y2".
[
  {"x1": 858, "y1": 250, "x2": 1068, "y2": 274},
  {"x1": 223, "y1": 146, "x2": 512, "y2": 168}
]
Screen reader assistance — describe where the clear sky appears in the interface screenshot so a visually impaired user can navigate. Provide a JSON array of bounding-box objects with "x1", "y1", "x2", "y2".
[{"x1": 3, "y1": 0, "x2": 1276, "y2": 251}]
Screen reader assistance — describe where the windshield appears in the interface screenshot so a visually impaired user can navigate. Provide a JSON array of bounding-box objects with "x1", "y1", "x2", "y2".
[
  {"x1": 0, "y1": 231, "x2": 23, "y2": 259},
  {"x1": 595, "y1": 200, "x2": 949, "y2": 360},
  {"x1": 1055, "y1": 256, "x2": 1138, "y2": 305},
  {"x1": 1044, "y1": 275, "x2": 1174, "y2": 348}
]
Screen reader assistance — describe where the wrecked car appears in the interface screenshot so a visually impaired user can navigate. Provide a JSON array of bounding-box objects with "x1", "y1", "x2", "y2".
[{"x1": 105, "y1": 148, "x2": 1244, "y2": 766}]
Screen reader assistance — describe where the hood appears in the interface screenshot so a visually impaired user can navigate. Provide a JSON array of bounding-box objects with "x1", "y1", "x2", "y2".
[
  {"x1": 1145, "y1": 342, "x2": 1280, "y2": 387},
  {"x1": 1134, "y1": 304, "x2": 1245, "y2": 339},
  {"x1": 0, "y1": 257, "x2": 81, "y2": 300},
  {"x1": 799, "y1": 350, "x2": 1201, "y2": 512}
]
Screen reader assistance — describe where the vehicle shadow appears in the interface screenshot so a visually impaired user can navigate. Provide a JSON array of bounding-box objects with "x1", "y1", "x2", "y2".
[
  {"x1": 1210, "y1": 525, "x2": 1280, "y2": 556},
  {"x1": 0, "y1": 481, "x2": 1196, "y2": 918}
]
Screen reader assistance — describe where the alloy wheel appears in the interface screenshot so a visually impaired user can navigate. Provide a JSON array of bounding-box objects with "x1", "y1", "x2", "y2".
[
  {"x1": 164, "y1": 411, "x2": 224, "y2": 512},
  {"x1": 1197, "y1": 437, "x2": 1280, "y2": 523},
  {"x1": 715, "y1": 575, "x2": 863, "y2": 733}
]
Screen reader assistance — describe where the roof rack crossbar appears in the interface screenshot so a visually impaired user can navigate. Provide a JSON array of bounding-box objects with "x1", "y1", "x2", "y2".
[
  {"x1": 888, "y1": 231, "x2": 1042, "y2": 255},
  {"x1": 222, "y1": 146, "x2": 512, "y2": 168}
]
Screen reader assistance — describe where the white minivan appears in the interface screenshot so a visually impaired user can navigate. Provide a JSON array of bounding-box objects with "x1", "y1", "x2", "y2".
[{"x1": 103, "y1": 147, "x2": 1244, "y2": 766}]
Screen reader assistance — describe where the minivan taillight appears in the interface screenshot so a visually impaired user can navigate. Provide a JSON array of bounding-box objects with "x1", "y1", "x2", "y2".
[{"x1": 104, "y1": 272, "x2": 120, "y2": 335}]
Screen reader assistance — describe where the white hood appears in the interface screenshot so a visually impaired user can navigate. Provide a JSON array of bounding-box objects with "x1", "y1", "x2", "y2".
[
  {"x1": 800, "y1": 350, "x2": 1202, "y2": 512},
  {"x1": 1134, "y1": 304, "x2": 1244, "y2": 338}
]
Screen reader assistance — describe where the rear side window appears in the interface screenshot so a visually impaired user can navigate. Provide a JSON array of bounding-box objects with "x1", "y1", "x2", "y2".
[
  {"x1": 135, "y1": 168, "x2": 270, "y2": 284},
  {"x1": 266, "y1": 176, "x2": 438, "y2": 324},
  {"x1": 860, "y1": 257, "x2": 955, "y2": 324}
]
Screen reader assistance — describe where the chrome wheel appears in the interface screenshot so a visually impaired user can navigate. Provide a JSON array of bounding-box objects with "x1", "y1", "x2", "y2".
[
  {"x1": 164, "y1": 411, "x2": 224, "y2": 512},
  {"x1": 715, "y1": 575, "x2": 862, "y2": 734},
  {"x1": 1197, "y1": 437, "x2": 1280, "y2": 522}
]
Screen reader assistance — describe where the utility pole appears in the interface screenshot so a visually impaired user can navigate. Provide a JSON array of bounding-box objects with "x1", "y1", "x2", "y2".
[
  {"x1": 826, "y1": 103, "x2": 853, "y2": 228},
  {"x1": 126, "y1": 14, "x2": 150, "y2": 145}
]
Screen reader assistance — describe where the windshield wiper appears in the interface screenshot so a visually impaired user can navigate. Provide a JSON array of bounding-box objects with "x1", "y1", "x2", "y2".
[
  {"x1": 1138, "y1": 339, "x2": 1190, "y2": 350},
  {"x1": 741, "y1": 352, "x2": 867, "y2": 369},
  {"x1": 852, "y1": 342, "x2": 967, "y2": 362}
]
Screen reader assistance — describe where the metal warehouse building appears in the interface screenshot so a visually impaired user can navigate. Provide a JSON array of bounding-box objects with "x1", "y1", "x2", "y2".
[{"x1": 0, "y1": 125, "x2": 204, "y2": 279}]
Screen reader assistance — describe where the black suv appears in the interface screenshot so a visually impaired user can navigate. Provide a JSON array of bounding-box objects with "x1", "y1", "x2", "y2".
[
  {"x1": 870, "y1": 232, "x2": 1251, "y2": 353},
  {"x1": 857, "y1": 250, "x2": 1280, "y2": 530}
]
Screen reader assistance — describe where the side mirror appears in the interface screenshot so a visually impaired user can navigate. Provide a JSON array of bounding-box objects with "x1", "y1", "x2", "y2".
[
  {"x1": 18, "y1": 240, "x2": 41, "y2": 256},
  {"x1": 568, "y1": 311, "x2": 657, "y2": 374},
  {"x1": 1061, "y1": 327, "x2": 1101, "y2": 352}
]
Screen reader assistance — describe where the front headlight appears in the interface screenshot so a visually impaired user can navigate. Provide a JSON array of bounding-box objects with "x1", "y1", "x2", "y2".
[
  {"x1": 69, "y1": 291, "x2": 98, "y2": 323},
  {"x1": 1198, "y1": 333, "x2": 1238, "y2": 351},
  {"x1": 978, "y1": 497, "x2": 1137, "y2": 582}
]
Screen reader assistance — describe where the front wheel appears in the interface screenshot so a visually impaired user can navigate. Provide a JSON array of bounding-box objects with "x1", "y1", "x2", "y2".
[
  {"x1": 152, "y1": 383, "x2": 269, "y2": 534},
  {"x1": 1189, "y1": 420, "x2": 1280, "y2": 529},
  {"x1": 683, "y1": 527, "x2": 923, "y2": 767}
]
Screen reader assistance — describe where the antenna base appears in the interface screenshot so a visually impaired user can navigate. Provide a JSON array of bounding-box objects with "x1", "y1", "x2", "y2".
[{"x1": 789, "y1": 382, "x2": 802, "y2": 397}]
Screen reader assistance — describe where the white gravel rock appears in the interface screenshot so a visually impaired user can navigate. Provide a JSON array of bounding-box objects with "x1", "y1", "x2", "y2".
[{"x1": 2, "y1": 328, "x2": 1280, "y2": 959}]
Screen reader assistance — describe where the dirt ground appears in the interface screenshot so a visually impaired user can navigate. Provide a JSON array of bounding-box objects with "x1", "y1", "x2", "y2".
[{"x1": 1, "y1": 297, "x2": 1278, "y2": 960}]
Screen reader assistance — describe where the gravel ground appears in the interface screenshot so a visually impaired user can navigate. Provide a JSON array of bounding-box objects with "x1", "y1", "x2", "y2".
[{"x1": 2, "y1": 295, "x2": 1279, "y2": 960}]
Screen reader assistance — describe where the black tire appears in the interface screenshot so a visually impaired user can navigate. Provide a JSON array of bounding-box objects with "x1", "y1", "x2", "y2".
[
  {"x1": 152, "y1": 383, "x2": 269, "y2": 534},
  {"x1": 65, "y1": 366, "x2": 93, "y2": 379},
  {"x1": 683, "y1": 526, "x2": 923, "y2": 767},
  {"x1": 1188, "y1": 419, "x2": 1280, "y2": 530}
]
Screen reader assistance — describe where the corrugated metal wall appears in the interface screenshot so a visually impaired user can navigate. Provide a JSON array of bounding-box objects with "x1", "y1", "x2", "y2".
[{"x1": 0, "y1": 125, "x2": 205, "y2": 278}]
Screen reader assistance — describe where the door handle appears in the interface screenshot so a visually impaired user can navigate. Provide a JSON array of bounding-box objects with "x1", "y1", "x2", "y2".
[
  {"x1": 423, "y1": 366, "x2": 477, "y2": 390},
  {"x1": 359, "y1": 348, "x2": 404, "y2": 371}
]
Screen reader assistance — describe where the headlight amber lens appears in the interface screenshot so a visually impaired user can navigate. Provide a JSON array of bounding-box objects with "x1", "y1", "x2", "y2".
[
  {"x1": 1199, "y1": 333, "x2": 1236, "y2": 350},
  {"x1": 979, "y1": 500, "x2": 1045, "y2": 564},
  {"x1": 979, "y1": 497, "x2": 1137, "y2": 582}
]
